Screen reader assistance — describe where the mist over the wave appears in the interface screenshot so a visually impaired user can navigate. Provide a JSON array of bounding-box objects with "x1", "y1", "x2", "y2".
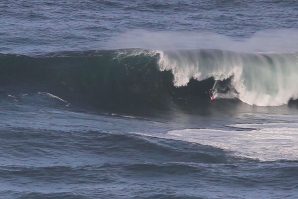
[
  {"x1": 107, "y1": 29, "x2": 298, "y2": 53},
  {"x1": 106, "y1": 29, "x2": 298, "y2": 106}
]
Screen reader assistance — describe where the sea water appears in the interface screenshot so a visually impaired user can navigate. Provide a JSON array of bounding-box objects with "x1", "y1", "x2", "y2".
[{"x1": 1, "y1": 1, "x2": 298, "y2": 198}]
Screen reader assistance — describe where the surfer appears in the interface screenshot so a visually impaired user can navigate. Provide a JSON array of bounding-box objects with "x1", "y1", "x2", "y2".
[
  {"x1": 208, "y1": 88, "x2": 215, "y2": 100},
  {"x1": 209, "y1": 86, "x2": 231, "y2": 100},
  {"x1": 208, "y1": 89, "x2": 213, "y2": 96},
  {"x1": 210, "y1": 80, "x2": 218, "y2": 100}
]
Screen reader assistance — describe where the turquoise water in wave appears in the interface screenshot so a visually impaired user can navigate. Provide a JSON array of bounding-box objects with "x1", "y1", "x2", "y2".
[{"x1": 1, "y1": 1, "x2": 298, "y2": 199}]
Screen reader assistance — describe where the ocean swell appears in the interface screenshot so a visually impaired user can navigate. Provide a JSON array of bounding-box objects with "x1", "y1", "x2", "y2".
[{"x1": 0, "y1": 48, "x2": 298, "y2": 109}]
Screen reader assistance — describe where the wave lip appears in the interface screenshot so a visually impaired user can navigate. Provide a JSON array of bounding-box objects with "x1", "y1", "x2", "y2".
[{"x1": 158, "y1": 49, "x2": 298, "y2": 106}]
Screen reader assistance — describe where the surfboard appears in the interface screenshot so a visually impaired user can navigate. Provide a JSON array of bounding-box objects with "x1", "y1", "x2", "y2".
[
  {"x1": 212, "y1": 80, "x2": 218, "y2": 90},
  {"x1": 210, "y1": 80, "x2": 218, "y2": 100}
]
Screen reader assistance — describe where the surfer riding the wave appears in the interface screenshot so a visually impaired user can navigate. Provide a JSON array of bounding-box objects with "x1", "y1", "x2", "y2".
[
  {"x1": 208, "y1": 80, "x2": 218, "y2": 100},
  {"x1": 208, "y1": 86, "x2": 231, "y2": 100},
  {"x1": 208, "y1": 80, "x2": 232, "y2": 100},
  {"x1": 209, "y1": 88, "x2": 215, "y2": 100}
]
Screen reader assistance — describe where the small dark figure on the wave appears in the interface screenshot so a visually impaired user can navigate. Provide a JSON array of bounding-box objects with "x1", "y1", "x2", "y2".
[{"x1": 208, "y1": 89, "x2": 215, "y2": 100}]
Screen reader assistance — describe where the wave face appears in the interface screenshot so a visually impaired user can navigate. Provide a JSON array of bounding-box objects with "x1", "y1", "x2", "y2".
[{"x1": 1, "y1": 49, "x2": 298, "y2": 109}]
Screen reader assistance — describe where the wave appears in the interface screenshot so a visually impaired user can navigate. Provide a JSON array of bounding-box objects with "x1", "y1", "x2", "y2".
[
  {"x1": 0, "y1": 48, "x2": 298, "y2": 110},
  {"x1": 159, "y1": 49, "x2": 298, "y2": 106}
]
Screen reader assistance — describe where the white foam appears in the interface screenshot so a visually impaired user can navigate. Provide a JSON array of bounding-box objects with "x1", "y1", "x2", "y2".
[
  {"x1": 134, "y1": 123, "x2": 298, "y2": 161},
  {"x1": 158, "y1": 49, "x2": 298, "y2": 106},
  {"x1": 115, "y1": 49, "x2": 159, "y2": 59},
  {"x1": 38, "y1": 92, "x2": 70, "y2": 106}
]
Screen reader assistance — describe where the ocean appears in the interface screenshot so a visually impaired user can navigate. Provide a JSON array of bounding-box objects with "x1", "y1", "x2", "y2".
[{"x1": 1, "y1": 1, "x2": 298, "y2": 198}]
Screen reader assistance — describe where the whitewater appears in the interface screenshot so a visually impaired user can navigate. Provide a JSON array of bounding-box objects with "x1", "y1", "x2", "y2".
[{"x1": 158, "y1": 49, "x2": 298, "y2": 106}]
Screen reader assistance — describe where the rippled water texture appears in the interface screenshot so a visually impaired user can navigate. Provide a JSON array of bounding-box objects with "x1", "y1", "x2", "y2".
[{"x1": 1, "y1": 1, "x2": 298, "y2": 199}]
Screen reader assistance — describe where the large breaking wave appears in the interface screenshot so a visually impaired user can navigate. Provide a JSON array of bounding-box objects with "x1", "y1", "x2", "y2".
[
  {"x1": 159, "y1": 49, "x2": 298, "y2": 106},
  {"x1": 1, "y1": 48, "x2": 298, "y2": 110}
]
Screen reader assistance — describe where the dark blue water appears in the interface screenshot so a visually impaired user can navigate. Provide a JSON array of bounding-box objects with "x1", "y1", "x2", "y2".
[
  {"x1": 1, "y1": 1, "x2": 298, "y2": 54},
  {"x1": 1, "y1": 1, "x2": 298, "y2": 198}
]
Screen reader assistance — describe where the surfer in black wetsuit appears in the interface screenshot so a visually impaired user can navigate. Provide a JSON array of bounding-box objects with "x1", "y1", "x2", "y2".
[
  {"x1": 208, "y1": 88, "x2": 214, "y2": 99},
  {"x1": 208, "y1": 86, "x2": 228, "y2": 99},
  {"x1": 207, "y1": 84, "x2": 236, "y2": 100}
]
